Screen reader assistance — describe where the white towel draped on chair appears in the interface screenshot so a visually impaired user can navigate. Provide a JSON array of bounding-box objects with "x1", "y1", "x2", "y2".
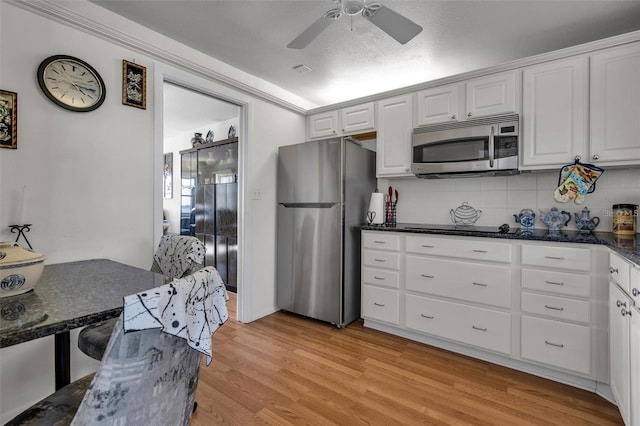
[
  {"x1": 123, "y1": 266, "x2": 228, "y2": 365},
  {"x1": 153, "y1": 234, "x2": 206, "y2": 279}
]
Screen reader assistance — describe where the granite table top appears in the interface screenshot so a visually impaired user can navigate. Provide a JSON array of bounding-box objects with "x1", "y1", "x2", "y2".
[
  {"x1": 360, "y1": 223, "x2": 640, "y2": 265},
  {"x1": 0, "y1": 259, "x2": 165, "y2": 347}
]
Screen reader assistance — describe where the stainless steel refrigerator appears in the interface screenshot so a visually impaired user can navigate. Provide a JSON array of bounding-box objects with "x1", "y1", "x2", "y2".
[{"x1": 276, "y1": 137, "x2": 376, "y2": 327}]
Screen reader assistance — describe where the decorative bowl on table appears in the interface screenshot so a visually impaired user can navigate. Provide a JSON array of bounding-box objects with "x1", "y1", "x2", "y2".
[{"x1": 0, "y1": 242, "x2": 46, "y2": 298}]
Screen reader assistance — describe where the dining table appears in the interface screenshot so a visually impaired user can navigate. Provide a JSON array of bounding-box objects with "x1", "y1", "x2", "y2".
[{"x1": 0, "y1": 258, "x2": 165, "y2": 390}]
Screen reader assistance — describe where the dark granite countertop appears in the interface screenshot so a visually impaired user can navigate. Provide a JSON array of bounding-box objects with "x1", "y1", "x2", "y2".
[
  {"x1": 0, "y1": 259, "x2": 165, "y2": 347},
  {"x1": 360, "y1": 223, "x2": 640, "y2": 265}
]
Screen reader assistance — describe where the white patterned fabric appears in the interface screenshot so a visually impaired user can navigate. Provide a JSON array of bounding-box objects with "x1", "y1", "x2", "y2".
[
  {"x1": 153, "y1": 235, "x2": 206, "y2": 279},
  {"x1": 123, "y1": 266, "x2": 229, "y2": 365}
]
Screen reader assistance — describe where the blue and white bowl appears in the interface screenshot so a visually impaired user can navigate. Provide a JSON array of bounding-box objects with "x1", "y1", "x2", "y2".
[{"x1": 0, "y1": 242, "x2": 46, "y2": 298}]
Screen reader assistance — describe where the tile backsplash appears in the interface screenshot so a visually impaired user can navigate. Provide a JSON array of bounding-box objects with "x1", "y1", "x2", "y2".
[{"x1": 379, "y1": 168, "x2": 640, "y2": 233}]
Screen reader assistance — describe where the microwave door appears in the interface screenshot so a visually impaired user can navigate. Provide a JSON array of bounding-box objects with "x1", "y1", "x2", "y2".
[{"x1": 413, "y1": 136, "x2": 494, "y2": 174}]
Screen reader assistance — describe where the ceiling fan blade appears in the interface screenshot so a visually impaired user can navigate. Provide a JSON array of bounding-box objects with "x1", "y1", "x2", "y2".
[
  {"x1": 287, "y1": 10, "x2": 338, "y2": 49},
  {"x1": 363, "y1": 4, "x2": 422, "y2": 45}
]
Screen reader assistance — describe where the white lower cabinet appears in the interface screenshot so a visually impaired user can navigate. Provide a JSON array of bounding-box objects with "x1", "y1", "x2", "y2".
[
  {"x1": 630, "y1": 303, "x2": 640, "y2": 426},
  {"x1": 362, "y1": 231, "x2": 608, "y2": 399},
  {"x1": 610, "y1": 281, "x2": 632, "y2": 425},
  {"x1": 406, "y1": 294, "x2": 511, "y2": 355},
  {"x1": 521, "y1": 315, "x2": 591, "y2": 375}
]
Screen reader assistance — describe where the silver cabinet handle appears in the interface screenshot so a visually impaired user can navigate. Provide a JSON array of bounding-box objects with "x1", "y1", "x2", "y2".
[
  {"x1": 545, "y1": 340, "x2": 564, "y2": 348},
  {"x1": 592, "y1": 154, "x2": 600, "y2": 160},
  {"x1": 545, "y1": 256, "x2": 564, "y2": 260},
  {"x1": 405, "y1": 168, "x2": 410, "y2": 172},
  {"x1": 633, "y1": 288, "x2": 639, "y2": 297},
  {"x1": 617, "y1": 300, "x2": 627, "y2": 308},
  {"x1": 544, "y1": 280, "x2": 564, "y2": 286},
  {"x1": 467, "y1": 112, "x2": 472, "y2": 117},
  {"x1": 545, "y1": 304, "x2": 564, "y2": 311},
  {"x1": 421, "y1": 244, "x2": 435, "y2": 248},
  {"x1": 420, "y1": 314, "x2": 434, "y2": 319},
  {"x1": 374, "y1": 259, "x2": 386, "y2": 262},
  {"x1": 472, "y1": 282, "x2": 488, "y2": 287},
  {"x1": 622, "y1": 308, "x2": 633, "y2": 317},
  {"x1": 451, "y1": 114, "x2": 456, "y2": 119},
  {"x1": 373, "y1": 302, "x2": 385, "y2": 307},
  {"x1": 610, "y1": 267, "x2": 619, "y2": 274},
  {"x1": 374, "y1": 240, "x2": 386, "y2": 244},
  {"x1": 421, "y1": 274, "x2": 434, "y2": 278},
  {"x1": 373, "y1": 276, "x2": 385, "y2": 280},
  {"x1": 472, "y1": 325, "x2": 487, "y2": 331},
  {"x1": 473, "y1": 249, "x2": 488, "y2": 253}
]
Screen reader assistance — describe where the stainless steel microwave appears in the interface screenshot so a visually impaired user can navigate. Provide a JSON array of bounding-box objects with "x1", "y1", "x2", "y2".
[{"x1": 412, "y1": 114, "x2": 520, "y2": 178}]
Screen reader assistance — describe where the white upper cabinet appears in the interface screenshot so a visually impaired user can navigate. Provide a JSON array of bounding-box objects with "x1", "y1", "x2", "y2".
[
  {"x1": 376, "y1": 94, "x2": 414, "y2": 177},
  {"x1": 465, "y1": 71, "x2": 517, "y2": 119},
  {"x1": 416, "y1": 84, "x2": 459, "y2": 126},
  {"x1": 340, "y1": 102, "x2": 375, "y2": 134},
  {"x1": 590, "y1": 42, "x2": 640, "y2": 164},
  {"x1": 307, "y1": 110, "x2": 339, "y2": 139},
  {"x1": 521, "y1": 56, "x2": 589, "y2": 169}
]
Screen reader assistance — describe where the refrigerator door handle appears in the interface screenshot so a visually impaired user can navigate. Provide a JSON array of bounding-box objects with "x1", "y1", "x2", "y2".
[{"x1": 280, "y1": 202, "x2": 337, "y2": 208}]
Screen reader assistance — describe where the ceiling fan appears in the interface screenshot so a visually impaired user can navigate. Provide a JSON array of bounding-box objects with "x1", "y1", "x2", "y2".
[{"x1": 287, "y1": 0, "x2": 423, "y2": 49}]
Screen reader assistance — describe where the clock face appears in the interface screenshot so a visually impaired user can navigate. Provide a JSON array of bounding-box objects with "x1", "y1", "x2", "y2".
[{"x1": 37, "y1": 55, "x2": 106, "y2": 112}]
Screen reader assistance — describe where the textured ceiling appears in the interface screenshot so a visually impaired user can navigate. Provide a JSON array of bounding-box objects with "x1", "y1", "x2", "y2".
[{"x1": 93, "y1": 0, "x2": 640, "y2": 109}]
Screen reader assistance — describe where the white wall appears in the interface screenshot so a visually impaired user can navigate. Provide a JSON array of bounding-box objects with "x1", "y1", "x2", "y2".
[
  {"x1": 381, "y1": 168, "x2": 640, "y2": 233},
  {"x1": 0, "y1": 2, "x2": 304, "y2": 422}
]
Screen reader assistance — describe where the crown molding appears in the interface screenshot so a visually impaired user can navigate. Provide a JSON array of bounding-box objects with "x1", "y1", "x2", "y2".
[{"x1": 8, "y1": 0, "x2": 310, "y2": 115}]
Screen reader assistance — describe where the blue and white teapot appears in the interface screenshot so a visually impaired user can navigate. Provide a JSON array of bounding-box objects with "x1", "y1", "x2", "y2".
[
  {"x1": 574, "y1": 207, "x2": 600, "y2": 233},
  {"x1": 539, "y1": 207, "x2": 571, "y2": 231},
  {"x1": 513, "y1": 208, "x2": 536, "y2": 230}
]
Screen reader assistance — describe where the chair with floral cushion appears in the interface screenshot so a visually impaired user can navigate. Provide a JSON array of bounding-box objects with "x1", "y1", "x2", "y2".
[
  {"x1": 78, "y1": 235, "x2": 206, "y2": 361},
  {"x1": 6, "y1": 267, "x2": 228, "y2": 426}
]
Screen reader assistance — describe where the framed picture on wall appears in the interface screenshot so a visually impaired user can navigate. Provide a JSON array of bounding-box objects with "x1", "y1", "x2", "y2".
[
  {"x1": 122, "y1": 60, "x2": 146, "y2": 109},
  {"x1": 0, "y1": 90, "x2": 17, "y2": 149},
  {"x1": 163, "y1": 152, "x2": 173, "y2": 199}
]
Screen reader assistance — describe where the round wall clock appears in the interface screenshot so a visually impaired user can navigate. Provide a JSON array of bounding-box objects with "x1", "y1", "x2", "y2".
[{"x1": 37, "y1": 55, "x2": 106, "y2": 112}]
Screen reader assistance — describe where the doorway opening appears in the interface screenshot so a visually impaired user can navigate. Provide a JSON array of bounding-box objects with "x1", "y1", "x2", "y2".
[{"x1": 162, "y1": 81, "x2": 241, "y2": 293}]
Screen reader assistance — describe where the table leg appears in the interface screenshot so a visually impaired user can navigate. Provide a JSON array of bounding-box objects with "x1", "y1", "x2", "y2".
[{"x1": 54, "y1": 332, "x2": 71, "y2": 390}]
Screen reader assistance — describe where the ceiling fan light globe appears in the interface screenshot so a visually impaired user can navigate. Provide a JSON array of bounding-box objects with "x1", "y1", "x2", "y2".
[{"x1": 342, "y1": 0, "x2": 364, "y2": 16}]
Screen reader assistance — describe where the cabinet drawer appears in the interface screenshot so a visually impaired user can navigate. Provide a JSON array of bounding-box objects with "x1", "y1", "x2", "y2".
[
  {"x1": 522, "y1": 244, "x2": 591, "y2": 272},
  {"x1": 362, "y1": 267, "x2": 399, "y2": 289},
  {"x1": 521, "y1": 292, "x2": 591, "y2": 324},
  {"x1": 363, "y1": 250, "x2": 399, "y2": 270},
  {"x1": 362, "y1": 285, "x2": 399, "y2": 324},
  {"x1": 521, "y1": 268, "x2": 591, "y2": 298},
  {"x1": 521, "y1": 315, "x2": 591, "y2": 375},
  {"x1": 406, "y1": 294, "x2": 511, "y2": 355},
  {"x1": 362, "y1": 232, "x2": 400, "y2": 251},
  {"x1": 406, "y1": 256, "x2": 511, "y2": 308},
  {"x1": 406, "y1": 236, "x2": 512, "y2": 263},
  {"x1": 609, "y1": 252, "x2": 630, "y2": 293}
]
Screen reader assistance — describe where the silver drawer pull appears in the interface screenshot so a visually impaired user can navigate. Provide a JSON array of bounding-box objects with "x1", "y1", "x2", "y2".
[
  {"x1": 616, "y1": 300, "x2": 627, "y2": 308},
  {"x1": 373, "y1": 302, "x2": 385, "y2": 307},
  {"x1": 472, "y1": 282, "x2": 488, "y2": 287},
  {"x1": 373, "y1": 276, "x2": 385, "y2": 280},
  {"x1": 545, "y1": 304, "x2": 564, "y2": 311},
  {"x1": 545, "y1": 256, "x2": 564, "y2": 260},
  {"x1": 374, "y1": 240, "x2": 386, "y2": 244},
  {"x1": 473, "y1": 249, "x2": 488, "y2": 253},
  {"x1": 472, "y1": 325, "x2": 487, "y2": 331},
  {"x1": 421, "y1": 274, "x2": 434, "y2": 279},
  {"x1": 421, "y1": 245, "x2": 435, "y2": 248},
  {"x1": 610, "y1": 267, "x2": 619, "y2": 274},
  {"x1": 374, "y1": 259, "x2": 386, "y2": 262},
  {"x1": 544, "y1": 280, "x2": 564, "y2": 286},
  {"x1": 545, "y1": 340, "x2": 564, "y2": 348},
  {"x1": 420, "y1": 314, "x2": 434, "y2": 319}
]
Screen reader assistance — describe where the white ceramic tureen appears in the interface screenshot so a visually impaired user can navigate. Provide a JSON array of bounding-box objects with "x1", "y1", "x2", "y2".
[{"x1": 0, "y1": 242, "x2": 46, "y2": 298}]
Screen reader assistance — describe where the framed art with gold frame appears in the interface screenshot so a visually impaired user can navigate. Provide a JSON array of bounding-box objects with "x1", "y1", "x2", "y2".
[
  {"x1": 0, "y1": 90, "x2": 17, "y2": 149},
  {"x1": 122, "y1": 60, "x2": 146, "y2": 109}
]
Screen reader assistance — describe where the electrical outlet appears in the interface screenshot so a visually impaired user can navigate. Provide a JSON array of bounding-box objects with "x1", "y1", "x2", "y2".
[{"x1": 252, "y1": 189, "x2": 262, "y2": 200}]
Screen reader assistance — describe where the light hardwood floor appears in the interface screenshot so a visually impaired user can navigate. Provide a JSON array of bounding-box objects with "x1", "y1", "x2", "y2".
[{"x1": 192, "y1": 293, "x2": 622, "y2": 425}]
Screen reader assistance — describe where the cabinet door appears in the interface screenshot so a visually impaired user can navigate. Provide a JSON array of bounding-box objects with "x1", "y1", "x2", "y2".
[
  {"x1": 631, "y1": 305, "x2": 640, "y2": 426},
  {"x1": 590, "y1": 42, "x2": 640, "y2": 164},
  {"x1": 341, "y1": 102, "x2": 375, "y2": 134},
  {"x1": 521, "y1": 56, "x2": 588, "y2": 168},
  {"x1": 308, "y1": 110, "x2": 339, "y2": 139},
  {"x1": 610, "y1": 282, "x2": 631, "y2": 425},
  {"x1": 465, "y1": 71, "x2": 517, "y2": 119},
  {"x1": 416, "y1": 84, "x2": 459, "y2": 126},
  {"x1": 376, "y1": 94, "x2": 414, "y2": 177}
]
